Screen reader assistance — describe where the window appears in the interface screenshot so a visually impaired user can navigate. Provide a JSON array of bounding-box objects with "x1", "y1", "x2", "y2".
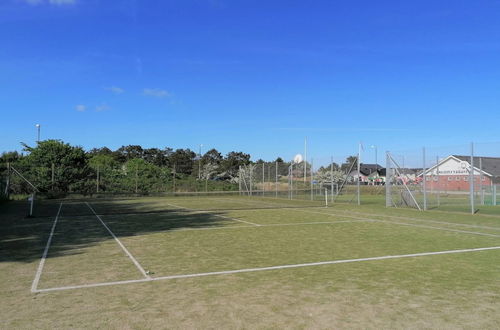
[
  {"x1": 464, "y1": 177, "x2": 468, "y2": 181},
  {"x1": 456, "y1": 177, "x2": 460, "y2": 181},
  {"x1": 482, "y1": 177, "x2": 486, "y2": 181},
  {"x1": 448, "y1": 177, "x2": 452, "y2": 181}
]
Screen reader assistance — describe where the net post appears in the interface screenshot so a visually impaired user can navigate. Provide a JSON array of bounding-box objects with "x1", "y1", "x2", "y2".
[
  {"x1": 385, "y1": 151, "x2": 392, "y2": 207},
  {"x1": 325, "y1": 188, "x2": 328, "y2": 207},
  {"x1": 330, "y1": 156, "x2": 334, "y2": 203},
  {"x1": 29, "y1": 193, "x2": 34, "y2": 217}
]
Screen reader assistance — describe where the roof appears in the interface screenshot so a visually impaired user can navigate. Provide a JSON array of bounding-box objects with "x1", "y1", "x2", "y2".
[
  {"x1": 453, "y1": 155, "x2": 500, "y2": 177},
  {"x1": 359, "y1": 163, "x2": 382, "y2": 176}
]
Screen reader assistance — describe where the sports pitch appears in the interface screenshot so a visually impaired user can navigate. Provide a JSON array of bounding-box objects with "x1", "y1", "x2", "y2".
[{"x1": 2, "y1": 195, "x2": 500, "y2": 328}]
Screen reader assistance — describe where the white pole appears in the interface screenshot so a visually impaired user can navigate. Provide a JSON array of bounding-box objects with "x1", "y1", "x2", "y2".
[
  {"x1": 325, "y1": 188, "x2": 328, "y2": 207},
  {"x1": 423, "y1": 147, "x2": 427, "y2": 211},
  {"x1": 310, "y1": 158, "x2": 314, "y2": 201},
  {"x1": 275, "y1": 161, "x2": 278, "y2": 198},
  {"x1": 330, "y1": 156, "x2": 334, "y2": 202}
]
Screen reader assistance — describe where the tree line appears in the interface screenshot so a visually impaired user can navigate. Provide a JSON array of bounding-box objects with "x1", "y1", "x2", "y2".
[{"x1": 0, "y1": 140, "x2": 294, "y2": 196}]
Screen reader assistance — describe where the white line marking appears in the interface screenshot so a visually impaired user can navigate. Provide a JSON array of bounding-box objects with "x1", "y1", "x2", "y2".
[
  {"x1": 85, "y1": 202, "x2": 150, "y2": 279},
  {"x1": 314, "y1": 208, "x2": 500, "y2": 232},
  {"x1": 33, "y1": 245, "x2": 500, "y2": 293},
  {"x1": 290, "y1": 209, "x2": 500, "y2": 238},
  {"x1": 377, "y1": 220, "x2": 500, "y2": 238},
  {"x1": 164, "y1": 202, "x2": 261, "y2": 226},
  {"x1": 31, "y1": 203, "x2": 63, "y2": 293},
  {"x1": 153, "y1": 219, "x2": 375, "y2": 233}
]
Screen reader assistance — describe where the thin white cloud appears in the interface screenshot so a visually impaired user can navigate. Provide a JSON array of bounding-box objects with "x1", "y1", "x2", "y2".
[
  {"x1": 104, "y1": 86, "x2": 125, "y2": 94},
  {"x1": 143, "y1": 88, "x2": 171, "y2": 98},
  {"x1": 49, "y1": 0, "x2": 76, "y2": 4},
  {"x1": 22, "y1": 0, "x2": 76, "y2": 5},
  {"x1": 75, "y1": 104, "x2": 86, "y2": 112},
  {"x1": 95, "y1": 104, "x2": 111, "y2": 112}
]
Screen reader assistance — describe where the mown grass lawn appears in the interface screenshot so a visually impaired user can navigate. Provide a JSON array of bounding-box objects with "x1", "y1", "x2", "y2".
[{"x1": 1, "y1": 196, "x2": 500, "y2": 329}]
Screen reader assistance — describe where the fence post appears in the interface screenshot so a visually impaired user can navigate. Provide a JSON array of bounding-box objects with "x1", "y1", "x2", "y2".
[
  {"x1": 386, "y1": 152, "x2": 392, "y2": 207},
  {"x1": 310, "y1": 158, "x2": 314, "y2": 201},
  {"x1": 422, "y1": 147, "x2": 427, "y2": 211},
  {"x1": 480, "y1": 157, "x2": 484, "y2": 205},
  {"x1": 275, "y1": 161, "x2": 278, "y2": 198},
  {"x1": 470, "y1": 142, "x2": 475, "y2": 214}
]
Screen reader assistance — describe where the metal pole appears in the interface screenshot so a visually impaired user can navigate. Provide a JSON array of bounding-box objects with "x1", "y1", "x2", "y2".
[
  {"x1": 470, "y1": 142, "x2": 475, "y2": 215},
  {"x1": 422, "y1": 147, "x2": 427, "y2": 211},
  {"x1": 330, "y1": 156, "x2": 334, "y2": 202},
  {"x1": 310, "y1": 158, "x2": 314, "y2": 201},
  {"x1": 51, "y1": 163, "x2": 55, "y2": 191},
  {"x1": 436, "y1": 156, "x2": 440, "y2": 207},
  {"x1": 304, "y1": 137, "x2": 307, "y2": 183},
  {"x1": 135, "y1": 165, "x2": 139, "y2": 194},
  {"x1": 275, "y1": 161, "x2": 278, "y2": 198},
  {"x1": 198, "y1": 144, "x2": 202, "y2": 180},
  {"x1": 386, "y1": 152, "x2": 392, "y2": 207},
  {"x1": 357, "y1": 143, "x2": 361, "y2": 205},
  {"x1": 262, "y1": 163, "x2": 265, "y2": 196},
  {"x1": 5, "y1": 162, "x2": 10, "y2": 198},
  {"x1": 36, "y1": 124, "x2": 40, "y2": 143},
  {"x1": 250, "y1": 165, "x2": 253, "y2": 196},
  {"x1": 96, "y1": 165, "x2": 100, "y2": 193},
  {"x1": 173, "y1": 164, "x2": 176, "y2": 193},
  {"x1": 291, "y1": 162, "x2": 294, "y2": 200},
  {"x1": 480, "y1": 157, "x2": 484, "y2": 205},
  {"x1": 238, "y1": 166, "x2": 242, "y2": 195}
]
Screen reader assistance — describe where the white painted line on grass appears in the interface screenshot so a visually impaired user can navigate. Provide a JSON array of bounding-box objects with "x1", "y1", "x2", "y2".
[
  {"x1": 164, "y1": 202, "x2": 261, "y2": 226},
  {"x1": 33, "y1": 245, "x2": 500, "y2": 293},
  {"x1": 85, "y1": 202, "x2": 150, "y2": 279},
  {"x1": 31, "y1": 203, "x2": 63, "y2": 293},
  {"x1": 292, "y1": 209, "x2": 500, "y2": 238},
  {"x1": 167, "y1": 219, "x2": 375, "y2": 233},
  {"x1": 377, "y1": 220, "x2": 500, "y2": 238}
]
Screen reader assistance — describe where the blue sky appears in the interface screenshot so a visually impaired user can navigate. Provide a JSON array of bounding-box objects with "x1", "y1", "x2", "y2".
[{"x1": 2, "y1": 0, "x2": 500, "y2": 165}]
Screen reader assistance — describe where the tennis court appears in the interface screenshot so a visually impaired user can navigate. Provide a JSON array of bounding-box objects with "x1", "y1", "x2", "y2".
[{"x1": 31, "y1": 195, "x2": 500, "y2": 293}]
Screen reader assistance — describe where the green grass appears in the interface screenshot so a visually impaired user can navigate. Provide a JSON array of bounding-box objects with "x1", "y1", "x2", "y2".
[{"x1": 1, "y1": 196, "x2": 500, "y2": 328}]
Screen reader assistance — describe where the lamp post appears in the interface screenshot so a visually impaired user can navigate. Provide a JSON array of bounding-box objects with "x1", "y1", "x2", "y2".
[{"x1": 35, "y1": 124, "x2": 41, "y2": 143}]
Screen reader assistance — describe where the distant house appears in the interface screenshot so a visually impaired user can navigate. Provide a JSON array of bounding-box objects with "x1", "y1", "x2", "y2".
[
  {"x1": 348, "y1": 164, "x2": 383, "y2": 184},
  {"x1": 419, "y1": 155, "x2": 500, "y2": 191}
]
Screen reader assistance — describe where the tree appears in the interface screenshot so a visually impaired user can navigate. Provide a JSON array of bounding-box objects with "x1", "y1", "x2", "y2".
[
  {"x1": 20, "y1": 140, "x2": 91, "y2": 193},
  {"x1": 341, "y1": 156, "x2": 358, "y2": 172},
  {"x1": 221, "y1": 151, "x2": 251, "y2": 178},
  {"x1": 201, "y1": 148, "x2": 223, "y2": 165},
  {"x1": 168, "y1": 149, "x2": 196, "y2": 175}
]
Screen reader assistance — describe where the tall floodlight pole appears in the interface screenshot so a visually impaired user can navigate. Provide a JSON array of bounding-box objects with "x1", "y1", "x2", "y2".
[
  {"x1": 303, "y1": 138, "x2": 307, "y2": 183},
  {"x1": 470, "y1": 142, "x2": 475, "y2": 214},
  {"x1": 357, "y1": 142, "x2": 361, "y2": 205},
  {"x1": 35, "y1": 124, "x2": 40, "y2": 143}
]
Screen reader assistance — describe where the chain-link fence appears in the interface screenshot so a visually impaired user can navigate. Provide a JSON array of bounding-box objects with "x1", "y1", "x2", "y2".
[{"x1": 2, "y1": 141, "x2": 500, "y2": 214}]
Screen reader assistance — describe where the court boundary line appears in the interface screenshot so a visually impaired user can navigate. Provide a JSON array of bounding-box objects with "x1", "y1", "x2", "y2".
[
  {"x1": 86, "y1": 202, "x2": 150, "y2": 279},
  {"x1": 31, "y1": 202, "x2": 63, "y2": 293},
  {"x1": 32, "y1": 245, "x2": 500, "y2": 293},
  {"x1": 164, "y1": 202, "x2": 261, "y2": 226},
  {"x1": 288, "y1": 208, "x2": 500, "y2": 238}
]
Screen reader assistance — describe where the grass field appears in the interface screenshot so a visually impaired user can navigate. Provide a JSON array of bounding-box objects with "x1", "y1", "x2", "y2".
[{"x1": 2, "y1": 195, "x2": 500, "y2": 329}]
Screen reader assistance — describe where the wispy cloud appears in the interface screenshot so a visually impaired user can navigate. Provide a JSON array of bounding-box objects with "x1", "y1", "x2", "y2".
[
  {"x1": 104, "y1": 86, "x2": 124, "y2": 94},
  {"x1": 95, "y1": 103, "x2": 110, "y2": 112},
  {"x1": 143, "y1": 88, "x2": 171, "y2": 98},
  {"x1": 75, "y1": 104, "x2": 86, "y2": 112},
  {"x1": 23, "y1": 0, "x2": 76, "y2": 5}
]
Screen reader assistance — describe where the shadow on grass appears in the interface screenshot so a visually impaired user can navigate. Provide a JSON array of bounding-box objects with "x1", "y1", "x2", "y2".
[{"x1": 0, "y1": 199, "x2": 239, "y2": 264}]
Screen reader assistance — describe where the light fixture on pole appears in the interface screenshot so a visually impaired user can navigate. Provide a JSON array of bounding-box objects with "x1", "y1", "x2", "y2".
[{"x1": 35, "y1": 124, "x2": 41, "y2": 143}]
